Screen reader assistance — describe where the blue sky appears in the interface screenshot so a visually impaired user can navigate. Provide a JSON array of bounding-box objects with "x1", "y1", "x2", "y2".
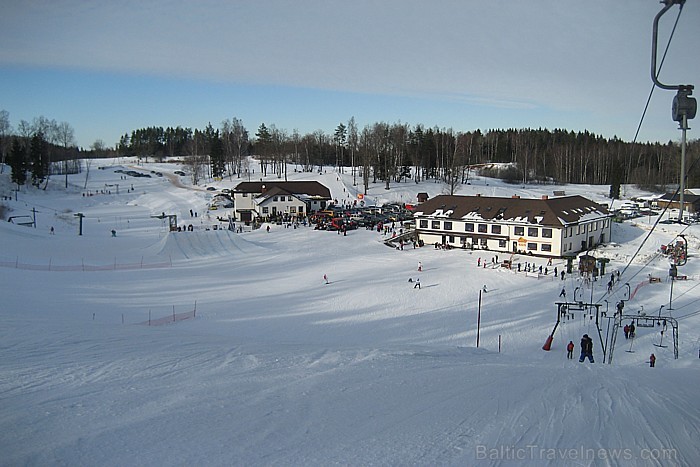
[{"x1": 1, "y1": 0, "x2": 698, "y2": 148}]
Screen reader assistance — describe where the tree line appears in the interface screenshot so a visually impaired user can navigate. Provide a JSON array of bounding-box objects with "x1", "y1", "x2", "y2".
[
  {"x1": 0, "y1": 112, "x2": 90, "y2": 189},
  {"x1": 117, "y1": 117, "x2": 699, "y2": 197},
  {"x1": 3, "y1": 109, "x2": 699, "y2": 197}
]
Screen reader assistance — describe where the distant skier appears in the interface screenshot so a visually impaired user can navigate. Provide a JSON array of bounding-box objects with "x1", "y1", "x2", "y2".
[
  {"x1": 559, "y1": 287, "x2": 566, "y2": 298},
  {"x1": 482, "y1": 285, "x2": 488, "y2": 293},
  {"x1": 579, "y1": 334, "x2": 594, "y2": 363},
  {"x1": 323, "y1": 274, "x2": 329, "y2": 284},
  {"x1": 418, "y1": 261, "x2": 422, "y2": 272},
  {"x1": 414, "y1": 277, "x2": 421, "y2": 289},
  {"x1": 629, "y1": 322, "x2": 636, "y2": 338},
  {"x1": 567, "y1": 340, "x2": 575, "y2": 359},
  {"x1": 649, "y1": 353, "x2": 656, "y2": 368},
  {"x1": 623, "y1": 324, "x2": 630, "y2": 339}
]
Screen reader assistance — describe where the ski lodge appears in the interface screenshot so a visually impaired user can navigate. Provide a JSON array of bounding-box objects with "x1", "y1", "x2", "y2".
[
  {"x1": 413, "y1": 194, "x2": 613, "y2": 258},
  {"x1": 231, "y1": 181, "x2": 332, "y2": 224}
]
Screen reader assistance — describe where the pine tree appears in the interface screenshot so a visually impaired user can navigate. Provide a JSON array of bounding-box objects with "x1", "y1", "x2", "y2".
[
  {"x1": 29, "y1": 132, "x2": 48, "y2": 186},
  {"x1": 8, "y1": 138, "x2": 28, "y2": 187},
  {"x1": 209, "y1": 131, "x2": 225, "y2": 179}
]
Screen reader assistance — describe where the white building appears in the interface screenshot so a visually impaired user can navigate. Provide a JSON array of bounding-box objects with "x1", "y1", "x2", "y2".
[
  {"x1": 413, "y1": 194, "x2": 613, "y2": 258},
  {"x1": 231, "y1": 181, "x2": 331, "y2": 223}
]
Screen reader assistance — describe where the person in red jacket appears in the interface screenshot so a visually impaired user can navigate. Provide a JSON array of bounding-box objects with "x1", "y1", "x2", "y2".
[
  {"x1": 649, "y1": 353, "x2": 656, "y2": 367},
  {"x1": 566, "y1": 341, "x2": 575, "y2": 359}
]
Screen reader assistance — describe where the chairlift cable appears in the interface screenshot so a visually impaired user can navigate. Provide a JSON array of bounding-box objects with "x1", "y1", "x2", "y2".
[{"x1": 632, "y1": 6, "x2": 684, "y2": 144}]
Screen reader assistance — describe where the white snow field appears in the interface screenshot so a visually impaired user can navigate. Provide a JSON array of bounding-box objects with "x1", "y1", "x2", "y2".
[{"x1": 1, "y1": 159, "x2": 699, "y2": 466}]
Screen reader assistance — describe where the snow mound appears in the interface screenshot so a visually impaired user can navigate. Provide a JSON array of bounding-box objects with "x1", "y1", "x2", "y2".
[{"x1": 148, "y1": 229, "x2": 269, "y2": 260}]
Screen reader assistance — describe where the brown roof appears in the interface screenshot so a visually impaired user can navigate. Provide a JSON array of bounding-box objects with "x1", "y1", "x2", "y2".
[
  {"x1": 233, "y1": 181, "x2": 331, "y2": 199},
  {"x1": 414, "y1": 194, "x2": 610, "y2": 227}
]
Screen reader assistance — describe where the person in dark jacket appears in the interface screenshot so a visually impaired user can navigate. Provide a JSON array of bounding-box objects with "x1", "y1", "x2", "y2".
[
  {"x1": 649, "y1": 353, "x2": 656, "y2": 367},
  {"x1": 579, "y1": 334, "x2": 594, "y2": 363}
]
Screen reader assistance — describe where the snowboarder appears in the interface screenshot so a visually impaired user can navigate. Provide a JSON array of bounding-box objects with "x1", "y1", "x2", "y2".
[
  {"x1": 559, "y1": 287, "x2": 566, "y2": 298},
  {"x1": 323, "y1": 274, "x2": 329, "y2": 284},
  {"x1": 567, "y1": 340, "x2": 574, "y2": 359},
  {"x1": 649, "y1": 353, "x2": 656, "y2": 368},
  {"x1": 414, "y1": 277, "x2": 421, "y2": 289},
  {"x1": 579, "y1": 334, "x2": 594, "y2": 363},
  {"x1": 482, "y1": 285, "x2": 488, "y2": 293}
]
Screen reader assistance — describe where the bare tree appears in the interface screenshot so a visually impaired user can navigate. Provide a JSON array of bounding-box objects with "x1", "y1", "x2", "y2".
[
  {"x1": 347, "y1": 117, "x2": 358, "y2": 186},
  {"x1": 56, "y1": 121, "x2": 76, "y2": 188}
]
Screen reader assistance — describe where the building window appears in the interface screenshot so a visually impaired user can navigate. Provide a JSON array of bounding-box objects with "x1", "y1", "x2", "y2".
[
  {"x1": 541, "y1": 244, "x2": 552, "y2": 252},
  {"x1": 478, "y1": 224, "x2": 487, "y2": 233},
  {"x1": 262, "y1": 207, "x2": 269, "y2": 214},
  {"x1": 298, "y1": 206, "x2": 304, "y2": 213},
  {"x1": 576, "y1": 225, "x2": 581, "y2": 235},
  {"x1": 431, "y1": 220, "x2": 440, "y2": 229},
  {"x1": 242, "y1": 193, "x2": 248, "y2": 197},
  {"x1": 527, "y1": 242, "x2": 538, "y2": 250},
  {"x1": 542, "y1": 228, "x2": 552, "y2": 238},
  {"x1": 465, "y1": 223, "x2": 474, "y2": 232},
  {"x1": 444, "y1": 221, "x2": 453, "y2": 231},
  {"x1": 448, "y1": 235, "x2": 455, "y2": 243},
  {"x1": 480, "y1": 238, "x2": 487, "y2": 246},
  {"x1": 528, "y1": 227, "x2": 538, "y2": 237},
  {"x1": 290, "y1": 207, "x2": 296, "y2": 213},
  {"x1": 420, "y1": 220, "x2": 428, "y2": 229},
  {"x1": 273, "y1": 196, "x2": 278, "y2": 202},
  {"x1": 492, "y1": 225, "x2": 501, "y2": 234},
  {"x1": 514, "y1": 226, "x2": 524, "y2": 236},
  {"x1": 498, "y1": 239, "x2": 506, "y2": 248}
]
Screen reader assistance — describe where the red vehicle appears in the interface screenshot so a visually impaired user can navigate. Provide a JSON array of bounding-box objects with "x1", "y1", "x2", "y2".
[{"x1": 330, "y1": 217, "x2": 357, "y2": 231}]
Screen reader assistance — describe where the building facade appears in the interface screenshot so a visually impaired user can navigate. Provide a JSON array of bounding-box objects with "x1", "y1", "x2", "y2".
[
  {"x1": 231, "y1": 181, "x2": 331, "y2": 223},
  {"x1": 414, "y1": 194, "x2": 613, "y2": 258}
]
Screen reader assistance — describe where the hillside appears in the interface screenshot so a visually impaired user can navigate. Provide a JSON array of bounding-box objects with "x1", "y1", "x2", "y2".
[{"x1": 1, "y1": 160, "x2": 699, "y2": 466}]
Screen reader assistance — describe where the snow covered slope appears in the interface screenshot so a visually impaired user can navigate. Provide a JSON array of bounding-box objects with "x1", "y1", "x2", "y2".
[{"x1": 1, "y1": 160, "x2": 699, "y2": 466}]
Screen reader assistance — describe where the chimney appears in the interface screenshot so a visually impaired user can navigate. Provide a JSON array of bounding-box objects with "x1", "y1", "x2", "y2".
[
  {"x1": 541, "y1": 195, "x2": 548, "y2": 200},
  {"x1": 261, "y1": 184, "x2": 267, "y2": 193}
]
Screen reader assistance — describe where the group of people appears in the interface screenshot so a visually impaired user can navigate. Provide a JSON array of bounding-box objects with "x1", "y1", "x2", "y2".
[{"x1": 566, "y1": 331, "x2": 656, "y2": 367}]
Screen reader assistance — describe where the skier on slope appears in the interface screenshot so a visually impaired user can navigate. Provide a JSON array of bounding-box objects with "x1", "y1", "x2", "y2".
[
  {"x1": 579, "y1": 334, "x2": 594, "y2": 363},
  {"x1": 566, "y1": 340, "x2": 575, "y2": 359}
]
